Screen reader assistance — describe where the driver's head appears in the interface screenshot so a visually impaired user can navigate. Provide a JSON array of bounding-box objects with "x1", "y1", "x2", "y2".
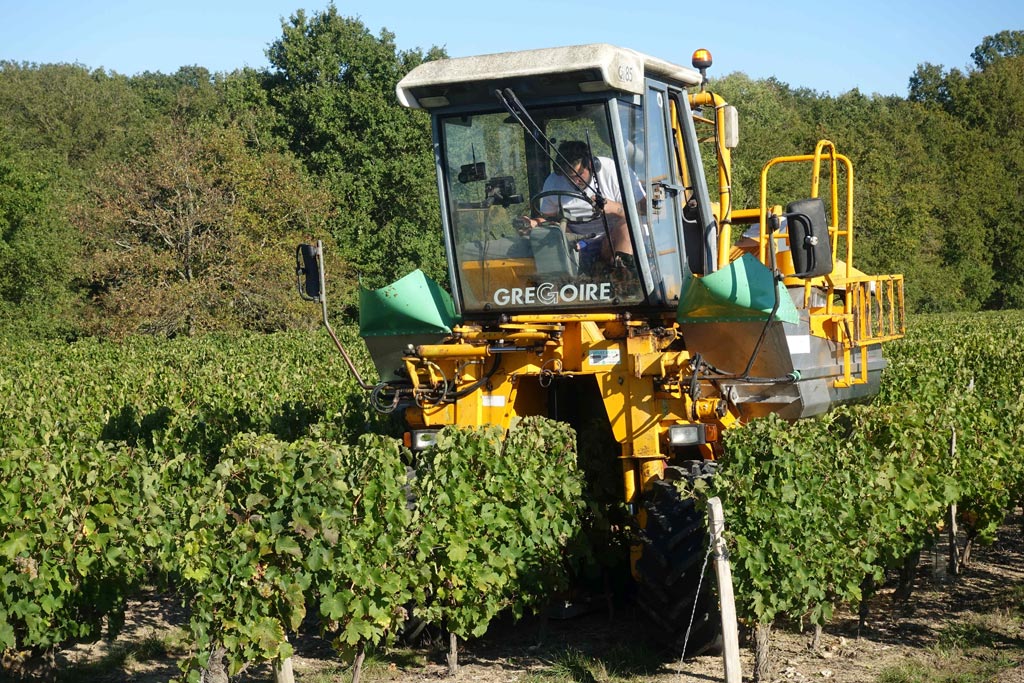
[{"x1": 555, "y1": 141, "x2": 595, "y2": 182}]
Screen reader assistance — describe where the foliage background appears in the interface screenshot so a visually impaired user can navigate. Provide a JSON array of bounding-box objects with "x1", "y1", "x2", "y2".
[
  {"x1": 5, "y1": 13, "x2": 1024, "y2": 677},
  {"x1": 1, "y1": 11, "x2": 1023, "y2": 336}
]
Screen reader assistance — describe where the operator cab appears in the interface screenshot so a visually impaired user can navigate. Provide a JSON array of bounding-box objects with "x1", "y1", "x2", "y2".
[{"x1": 397, "y1": 44, "x2": 719, "y2": 317}]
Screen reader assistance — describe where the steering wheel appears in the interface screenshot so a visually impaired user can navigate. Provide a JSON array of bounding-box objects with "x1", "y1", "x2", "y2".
[{"x1": 529, "y1": 189, "x2": 600, "y2": 224}]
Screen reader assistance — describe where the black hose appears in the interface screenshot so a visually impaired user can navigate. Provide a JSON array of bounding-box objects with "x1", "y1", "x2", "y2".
[
  {"x1": 425, "y1": 354, "x2": 501, "y2": 404},
  {"x1": 370, "y1": 382, "x2": 408, "y2": 414}
]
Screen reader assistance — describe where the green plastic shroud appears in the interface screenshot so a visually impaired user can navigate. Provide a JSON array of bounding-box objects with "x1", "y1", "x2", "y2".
[
  {"x1": 359, "y1": 269, "x2": 459, "y2": 337},
  {"x1": 676, "y1": 253, "x2": 799, "y2": 325}
]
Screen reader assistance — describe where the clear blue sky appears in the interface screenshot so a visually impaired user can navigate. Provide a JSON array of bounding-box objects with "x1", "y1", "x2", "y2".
[{"x1": 2, "y1": 0, "x2": 1021, "y2": 96}]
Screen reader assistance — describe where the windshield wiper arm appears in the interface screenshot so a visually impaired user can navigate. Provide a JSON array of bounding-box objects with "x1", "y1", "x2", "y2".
[{"x1": 494, "y1": 88, "x2": 601, "y2": 203}]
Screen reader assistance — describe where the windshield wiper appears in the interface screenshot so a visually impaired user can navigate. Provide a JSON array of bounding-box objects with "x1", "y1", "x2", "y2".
[
  {"x1": 495, "y1": 87, "x2": 618, "y2": 264},
  {"x1": 494, "y1": 88, "x2": 606, "y2": 210}
]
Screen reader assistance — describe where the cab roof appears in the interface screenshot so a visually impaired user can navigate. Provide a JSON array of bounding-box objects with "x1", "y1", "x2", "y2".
[{"x1": 397, "y1": 43, "x2": 702, "y2": 109}]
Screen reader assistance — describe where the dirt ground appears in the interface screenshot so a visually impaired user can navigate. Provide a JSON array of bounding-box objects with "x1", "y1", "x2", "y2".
[{"x1": 47, "y1": 511, "x2": 1024, "y2": 683}]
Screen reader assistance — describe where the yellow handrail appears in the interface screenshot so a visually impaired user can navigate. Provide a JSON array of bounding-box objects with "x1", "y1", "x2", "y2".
[
  {"x1": 745, "y1": 140, "x2": 905, "y2": 387},
  {"x1": 755, "y1": 141, "x2": 854, "y2": 280},
  {"x1": 686, "y1": 91, "x2": 734, "y2": 266}
]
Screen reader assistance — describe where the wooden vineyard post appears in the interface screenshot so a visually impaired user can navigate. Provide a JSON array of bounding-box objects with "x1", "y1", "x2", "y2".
[
  {"x1": 447, "y1": 632, "x2": 459, "y2": 676},
  {"x1": 707, "y1": 497, "x2": 742, "y2": 683},
  {"x1": 948, "y1": 427, "x2": 961, "y2": 577},
  {"x1": 274, "y1": 654, "x2": 295, "y2": 683},
  {"x1": 352, "y1": 643, "x2": 367, "y2": 683}
]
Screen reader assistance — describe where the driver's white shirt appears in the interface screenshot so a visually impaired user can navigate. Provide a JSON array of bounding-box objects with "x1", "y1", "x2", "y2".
[{"x1": 538, "y1": 157, "x2": 644, "y2": 237}]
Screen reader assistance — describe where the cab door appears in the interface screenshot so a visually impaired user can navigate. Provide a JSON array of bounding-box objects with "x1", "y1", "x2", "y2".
[{"x1": 643, "y1": 81, "x2": 686, "y2": 302}]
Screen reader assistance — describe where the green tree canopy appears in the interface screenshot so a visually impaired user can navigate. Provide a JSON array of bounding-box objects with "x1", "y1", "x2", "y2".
[
  {"x1": 0, "y1": 136, "x2": 78, "y2": 336},
  {"x1": 972, "y1": 30, "x2": 1024, "y2": 69},
  {"x1": 265, "y1": 7, "x2": 448, "y2": 297},
  {"x1": 4, "y1": 21, "x2": 1024, "y2": 337},
  {"x1": 0, "y1": 62, "x2": 147, "y2": 171}
]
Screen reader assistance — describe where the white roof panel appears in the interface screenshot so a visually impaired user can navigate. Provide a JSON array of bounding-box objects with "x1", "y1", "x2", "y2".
[{"x1": 397, "y1": 43, "x2": 701, "y2": 108}]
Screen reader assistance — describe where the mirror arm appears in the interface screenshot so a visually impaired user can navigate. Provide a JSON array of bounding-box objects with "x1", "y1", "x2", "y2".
[
  {"x1": 304, "y1": 240, "x2": 377, "y2": 392},
  {"x1": 323, "y1": 317, "x2": 377, "y2": 392}
]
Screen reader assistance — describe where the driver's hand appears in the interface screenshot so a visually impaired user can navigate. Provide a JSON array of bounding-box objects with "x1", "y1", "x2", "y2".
[
  {"x1": 602, "y1": 199, "x2": 624, "y2": 217},
  {"x1": 513, "y1": 216, "x2": 540, "y2": 235}
]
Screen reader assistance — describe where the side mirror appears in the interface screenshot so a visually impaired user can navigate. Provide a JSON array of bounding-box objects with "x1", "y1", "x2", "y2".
[
  {"x1": 722, "y1": 105, "x2": 739, "y2": 149},
  {"x1": 458, "y1": 162, "x2": 487, "y2": 183},
  {"x1": 293, "y1": 240, "x2": 374, "y2": 392},
  {"x1": 784, "y1": 198, "x2": 833, "y2": 278},
  {"x1": 484, "y1": 176, "x2": 523, "y2": 207},
  {"x1": 296, "y1": 242, "x2": 324, "y2": 302}
]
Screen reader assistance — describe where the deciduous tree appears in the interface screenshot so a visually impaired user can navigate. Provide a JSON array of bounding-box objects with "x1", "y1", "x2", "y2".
[
  {"x1": 266, "y1": 8, "x2": 448, "y2": 293},
  {"x1": 0, "y1": 62, "x2": 146, "y2": 171},
  {"x1": 81, "y1": 120, "x2": 333, "y2": 337},
  {"x1": 0, "y1": 137, "x2": 78, "y2": 336}
]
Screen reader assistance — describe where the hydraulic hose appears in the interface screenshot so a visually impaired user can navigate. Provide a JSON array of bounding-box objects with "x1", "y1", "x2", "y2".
[
  {"x1": 414, "y1": 354, "x2": 502, "y2": 406},
  {"x1": 442, "y1": 354, "x2": 501, "y2": 401}
]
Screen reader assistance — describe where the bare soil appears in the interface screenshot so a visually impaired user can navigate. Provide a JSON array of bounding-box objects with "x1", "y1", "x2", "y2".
[{"x1": 44, "y1": 511, "x2": 1024, "y2": 683}]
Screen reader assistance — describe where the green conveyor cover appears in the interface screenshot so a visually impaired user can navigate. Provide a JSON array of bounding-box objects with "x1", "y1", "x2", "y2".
[
  {"x1": 359, "y1": 270, "x2": 459, "y2": 337},
  {"x1": 677, "y1": 253, "x2": 799, "y2": 325}
]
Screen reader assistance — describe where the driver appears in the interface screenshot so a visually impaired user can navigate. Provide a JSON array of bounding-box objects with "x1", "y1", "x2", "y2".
[{"x1": 536, "y1": 140, "x2": 644, "y2": 271}]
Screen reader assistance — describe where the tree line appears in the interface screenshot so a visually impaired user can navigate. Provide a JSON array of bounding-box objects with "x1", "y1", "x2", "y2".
[
  {"x1": 1, "y1": 9, "x2": 1021, "y2": 339},
  {"x1": 711, "y1": 30, "x2": 1024, "y2": 312}
]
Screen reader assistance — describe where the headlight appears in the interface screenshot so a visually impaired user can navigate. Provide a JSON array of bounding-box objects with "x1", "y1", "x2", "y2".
[
  {"x1": 667, "y1": 424, "x2": 707, "y2": 446},
  {"x1": 404, "y1": 429, "x2": 440, "y2": 451}
]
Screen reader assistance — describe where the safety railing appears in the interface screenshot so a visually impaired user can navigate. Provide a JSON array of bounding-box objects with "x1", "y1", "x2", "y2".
[
  {"x1": 736, "y1": 140, "x2": 906, "y2": 387},
  {"x1": 808, "y1": 273, "x2": 906, "y2": 387}
]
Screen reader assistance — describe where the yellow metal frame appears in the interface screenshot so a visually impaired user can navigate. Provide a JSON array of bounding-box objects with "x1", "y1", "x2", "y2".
[
  {"x1": 685, "y1": 89, "x2": 906, "y2": 388},
  {"x1": 683, "y1": 93, "x2": 909, "y2": 387},
  {"x1": 403, "y1": 315, "x2": 736, "y2": 504},
  {"x1": 748, "y1": 140, "x2": 906, "y2": 386},
  {"x1": 680, "y1": 91, "x2": 736, "y2": 267}
]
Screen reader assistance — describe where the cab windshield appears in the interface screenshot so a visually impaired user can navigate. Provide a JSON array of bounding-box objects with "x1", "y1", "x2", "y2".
[{"x1": 439, "y1": 101, "x2": 646, "y2": 313}]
